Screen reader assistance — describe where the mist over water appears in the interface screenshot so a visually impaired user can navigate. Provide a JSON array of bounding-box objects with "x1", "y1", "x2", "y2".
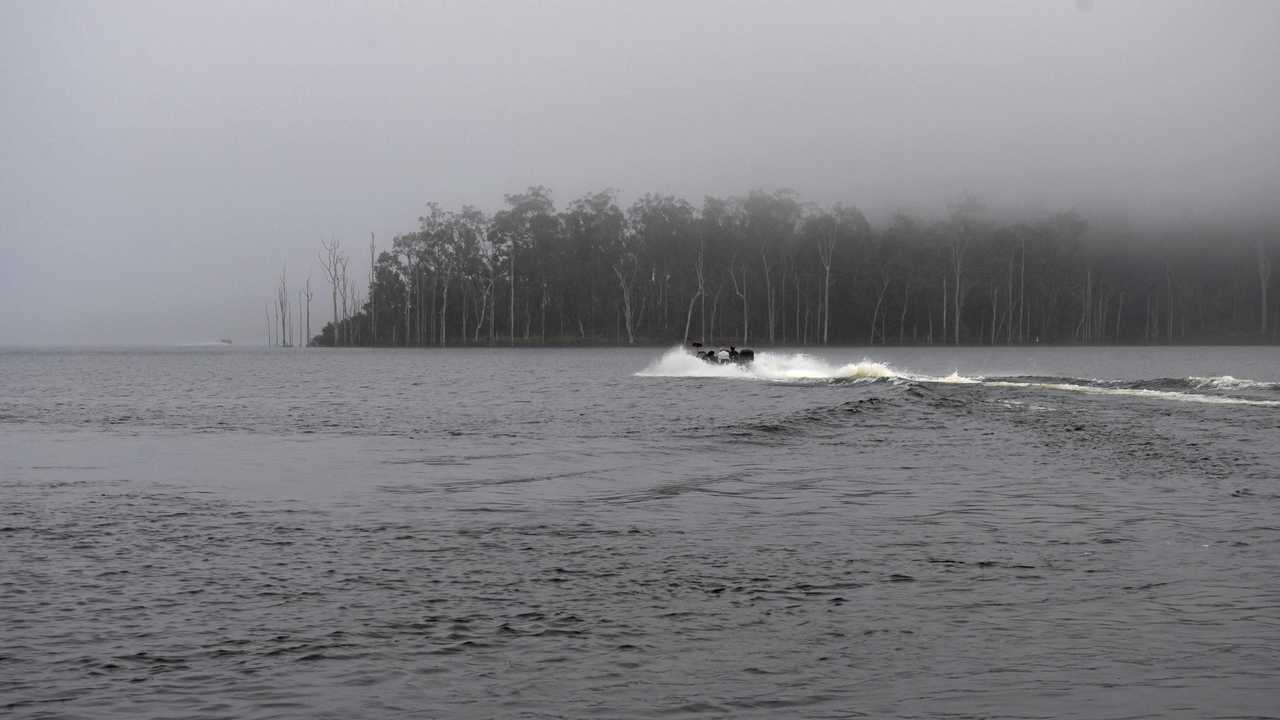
[
  {"x1": 3, "y1": 346, "x2": 1279, "y2": 718},
  {"x1": 4, "y1": 2, "x2": 1280, "y2": 344}
]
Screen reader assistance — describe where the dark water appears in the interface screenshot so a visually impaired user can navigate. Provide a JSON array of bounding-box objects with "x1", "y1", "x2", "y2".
[{"x1": 2, "y1": 345, "x2": 1279, "y2": 719}]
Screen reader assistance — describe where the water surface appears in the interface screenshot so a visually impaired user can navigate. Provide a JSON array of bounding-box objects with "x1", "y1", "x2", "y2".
[{"x1": 2, "y1": 345, "x2": 1278, "y2": 718}]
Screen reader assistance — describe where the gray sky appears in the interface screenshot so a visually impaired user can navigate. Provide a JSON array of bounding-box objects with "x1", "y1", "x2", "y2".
[{"x1": 2, "y1": 0, "x2": 1277, "y2": 345}]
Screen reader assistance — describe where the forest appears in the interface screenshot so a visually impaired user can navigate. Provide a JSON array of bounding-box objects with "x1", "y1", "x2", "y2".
[{"x1": 276, "y1": 187, "x2": 1277, "y2": 348}]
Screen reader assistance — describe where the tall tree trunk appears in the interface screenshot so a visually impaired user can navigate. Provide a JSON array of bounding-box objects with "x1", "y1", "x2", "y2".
[
  {"x1": 440, "y1": 277, "x2": 448, "y2": 347},
  {"x1": 898, "y1": 283, "x2": 910, "y2": 345},
  {"x1": 818, "y1": 220, "x2": 835, "y2": 345},
  {"x1": 1007, "y1": 255, "x2": 1014, "y2": 345},
  {"x1": 942, "y1": 275, "x2": 948, "y2": 345},
  {"x1": 991, "y1": 285, "x2": 998, "y2": 345},
  {"x1": 369, "y1": 234, "x2": 376, "y2": 346},
  {"x1": 541, "y1": 281, "x2": 548, "y2": 344},
  {"x1": 951, "y1": 240, "x2": 965, "y2": 346},
  {"x1": 304, "y1": 275, "x2": 313, "y2": 348},
  {"x1": 869, "y1": 276, "x2": 889, "y2": 344},
  {"x1": 1115, "y1": 291, "x2": 1124, "y2": 342},
  {"x1": 1259, "y1": 240, "x2": 1271, "y2": 337},
  {"x1": 760, "y1": 247, "x2": 775, "y2": 344},
  {"x1": 682, "y1": 290, "x2": 701, "y2": 344},
  {"x1": 729, "y1": 261, "x2": 748, "y2": 345},
  {"x1": 795, "y1": 268, "x2": 801, "y2": 345},
  {"x1": 1019, "y1": 237, "x2": 1026, "y2": 343},
  {"x1": 510, "y1": 251, "x2": 515, "y2": 347},
  {"x1": 614, "y1": 265, "x2": 637, "y2": 344}
]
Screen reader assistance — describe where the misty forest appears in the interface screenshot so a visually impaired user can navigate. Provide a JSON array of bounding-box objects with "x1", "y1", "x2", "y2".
[{"x1": 269, "y1": 188, "x2": 1279, "y2": 349}]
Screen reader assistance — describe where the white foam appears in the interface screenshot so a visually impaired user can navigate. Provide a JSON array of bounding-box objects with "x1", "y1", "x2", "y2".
[
  {"x1": 938, "y1": 371, "x2": 980, "y2": 384},
  {"x1": 637, "y1": 347, "x2": 1280, "y2": 407},
  {"x1": 636, "y1": 346, "x2": 903, "y2": 383},
  {"x1": 1189, "y1": 375, "x2": 1276, "y2": 391},
  {"x1": 982, "y1": 379, "x2": 1280, "y2": 407}
]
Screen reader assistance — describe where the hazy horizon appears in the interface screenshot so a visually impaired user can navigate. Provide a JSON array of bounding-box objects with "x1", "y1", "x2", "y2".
[{"x1": 3, "y1": 0, "x2": 1278, "y2": 345}]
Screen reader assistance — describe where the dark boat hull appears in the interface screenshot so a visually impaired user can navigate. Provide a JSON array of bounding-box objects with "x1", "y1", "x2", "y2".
[{"x1": 695, "y1": 348, "x2": 755, "y2": 365}]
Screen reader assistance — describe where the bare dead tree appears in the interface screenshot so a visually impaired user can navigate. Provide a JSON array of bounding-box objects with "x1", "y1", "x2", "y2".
[
  {"x1": 369, "y1": 234, "x2": 377, "y2": 346},
  {"x1": 318, "y1": 238, "x2": 344, "y2": 346},
  {"x1": 348, "y1": 283, "x2": 363, "y2": 346},
  {"x1": 277, "y1": 265, "x2": 290, "y2": 347},
  {"x1": 304, "y1": 274, "x2": 313, "y2": 348},
  {"x1": 338, "y1": 254, "x2": 350, "y2": 346}
]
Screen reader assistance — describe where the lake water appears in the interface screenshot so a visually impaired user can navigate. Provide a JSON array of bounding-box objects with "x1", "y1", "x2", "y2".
[{"x1": 2, "y1": 345, "x2": 1279, "y2": 719}]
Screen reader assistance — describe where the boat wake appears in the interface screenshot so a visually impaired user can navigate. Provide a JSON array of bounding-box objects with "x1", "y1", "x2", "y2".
[
  {"x1": 637, "y1": 346, "x2": 1280, "y2": 407},
  {"x1": 637, "y1": 346, "x2": 900, "y2": 383}
]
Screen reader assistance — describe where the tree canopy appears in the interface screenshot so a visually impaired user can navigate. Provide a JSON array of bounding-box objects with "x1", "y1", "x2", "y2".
[{"x1": 310, "y1": 188, "x2": 1280, "y2": 347}]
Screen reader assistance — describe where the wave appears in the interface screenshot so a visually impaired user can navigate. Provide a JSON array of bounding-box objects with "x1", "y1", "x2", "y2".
[
  {"x1": 1188, "y1": 375, "x2": 1280, "y2": 391},
  {"x1": 638, "y1": 347, "x2": 1280, "y2": 407},
  {"x1": 979, "y1": 378, "x2": 1280, "y2": 407}
]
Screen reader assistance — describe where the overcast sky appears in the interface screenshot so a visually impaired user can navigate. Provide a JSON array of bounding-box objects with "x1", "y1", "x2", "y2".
[{"x1": 2, "y1": 0, "x2": 1277, "y2": 345}]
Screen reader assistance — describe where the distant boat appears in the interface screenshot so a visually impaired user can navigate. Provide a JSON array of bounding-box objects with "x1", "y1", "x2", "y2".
[{"x1": 219, "y1": 338, "x2": 233, "y2": 345}]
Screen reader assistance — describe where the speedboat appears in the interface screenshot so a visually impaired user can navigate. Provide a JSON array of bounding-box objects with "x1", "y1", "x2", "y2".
[{"x1": 690, "y1": 342, "x2": 754, "y2": 365}]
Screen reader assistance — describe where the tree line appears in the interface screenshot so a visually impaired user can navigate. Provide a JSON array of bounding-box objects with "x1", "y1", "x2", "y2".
[{"x1": 293, "y1": 187, "x2": 1277, "y2": 348}]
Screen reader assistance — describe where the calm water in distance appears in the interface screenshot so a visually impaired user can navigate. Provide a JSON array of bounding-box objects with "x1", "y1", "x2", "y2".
[{"x1": 2, "y1": 345, "x2": 1279, "y2": 718}]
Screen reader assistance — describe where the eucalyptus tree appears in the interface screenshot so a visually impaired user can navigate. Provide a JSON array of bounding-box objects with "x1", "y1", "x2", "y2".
[
  {"x1": 801, "y1": 209, "x2": 836, "y2": 344},
  {"x1": 491, "y1": 186, "x2": 556, "y2": 343},
  {"x1": 560, "y1": 190, "x2": 624, "y2": 341},
  {"x1": 684, "y1": 234, "x2": 705, "y2": 344},
  {"x1": 945, "y1": 193, "x2": 988, "y2": 344},
  {"x1": 298, "y1": 186, "x2": 1275, "y2": 348},
  {"x1": 450, "y1": 206, "x2": 492, "y2": 344},
  {"x1": 628, "y1": 194, "x2": 698, "y2": 338},
  {"x1": 391, "y1": 233, "x2": 417, "y2": 346},
  {"x1": 825, "y1": 204, "x2": 871, "y2": 344},
  {"x1": 417, "y1": 203, "x2": 456, "y2": 346},
  {"x1": 368, "y1": 250, "x2": 408, "y2": 345},
  {"x1": 740, "y1": 190, "x2": 802, "y2": 345},
  {"x1": 699, "y1": 196, "x2": 743, "y2": 343},
  {"x1": 863, "y1": 227, "x2": 895, "y2": 344}
]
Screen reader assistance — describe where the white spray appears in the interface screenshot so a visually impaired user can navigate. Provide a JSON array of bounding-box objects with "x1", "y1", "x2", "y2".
[{"x1": 636, "y1": 346, "x2": 1280, "y2": 407}]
